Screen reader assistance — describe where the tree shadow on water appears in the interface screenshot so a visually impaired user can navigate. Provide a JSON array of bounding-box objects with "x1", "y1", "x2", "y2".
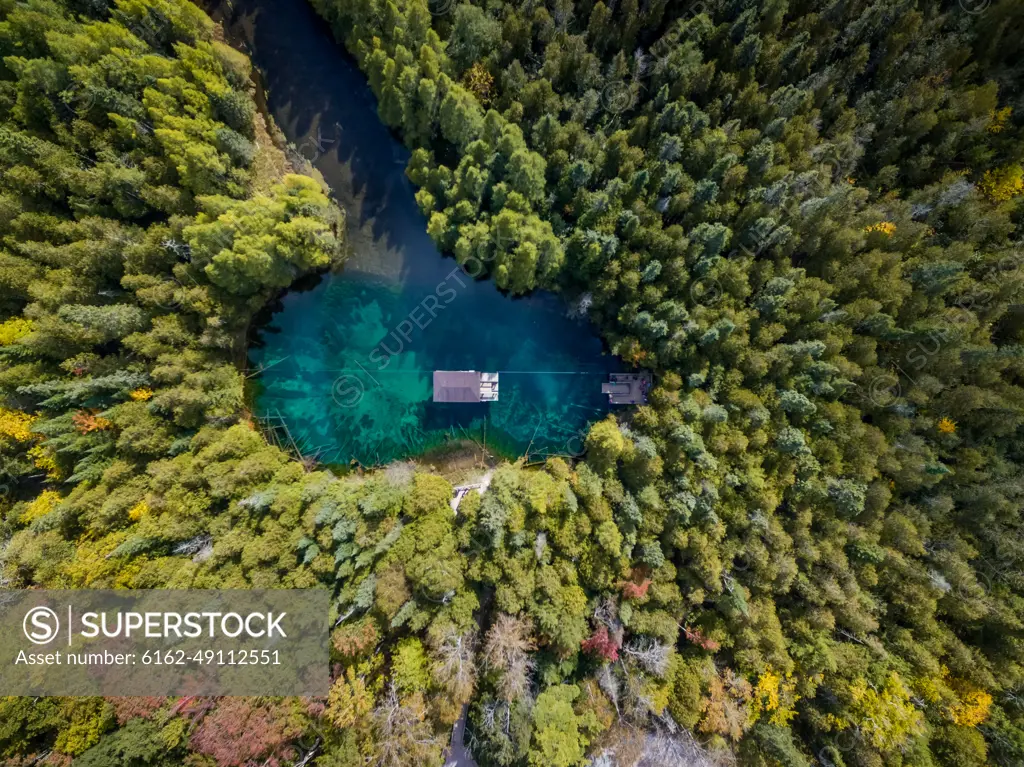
[{"x1": 215, "y1": 0, "x2": 435, "y2": 285}]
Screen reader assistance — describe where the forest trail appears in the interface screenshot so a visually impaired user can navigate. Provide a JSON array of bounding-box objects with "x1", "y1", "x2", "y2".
[
  {"x1": 444, "y1": 704, "x2": 479, "y2": 767},
  {"x1": 450, "y1": 469, "x2": 494, "y2": 513}
]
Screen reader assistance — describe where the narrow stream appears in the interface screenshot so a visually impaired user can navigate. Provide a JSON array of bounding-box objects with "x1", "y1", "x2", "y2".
[{"x1": 214, "y1": 0, "x2": 620, "y2": 467}]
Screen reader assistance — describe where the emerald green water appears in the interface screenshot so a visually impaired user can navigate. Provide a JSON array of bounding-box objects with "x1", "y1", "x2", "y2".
[
  {"x1": 230, "y1": 0, "x2": 619, "y2": 466},
  {"x1": 250, "y1": 271, "x2": 618, "y2": 465}
]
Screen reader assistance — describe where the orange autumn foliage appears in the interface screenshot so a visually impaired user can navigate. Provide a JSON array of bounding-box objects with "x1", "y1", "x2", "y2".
[{"x1": 72, "y1": 411, "x2": 113, "y2": 434}]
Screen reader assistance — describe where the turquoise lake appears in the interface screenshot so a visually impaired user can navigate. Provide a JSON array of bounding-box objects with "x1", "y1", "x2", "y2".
[{"x1": 223, "y1": 0, "x2": 620, "y2": 466}]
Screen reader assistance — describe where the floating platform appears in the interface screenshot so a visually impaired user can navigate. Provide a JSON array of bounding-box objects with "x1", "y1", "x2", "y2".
[
  {"x1": 602, "y1": 372, "x2": 651, "y2": 405},
  {"x1": 433, "y1": 371, "x2": 500, "y2": 403}
]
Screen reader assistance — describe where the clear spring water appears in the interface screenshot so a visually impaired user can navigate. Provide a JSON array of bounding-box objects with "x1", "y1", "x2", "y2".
[{"x1": 226, "y1": 0, "x2": 620, "y2": 466}]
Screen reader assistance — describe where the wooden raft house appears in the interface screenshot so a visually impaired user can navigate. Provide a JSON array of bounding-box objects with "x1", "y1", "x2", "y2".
[{"x1": 433, "y1": 371, "x2": 500, "y2": 402}]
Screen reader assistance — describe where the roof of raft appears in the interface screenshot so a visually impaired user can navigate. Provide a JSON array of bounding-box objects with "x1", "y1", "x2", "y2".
[{"x1": 433, "y1": 371, "x2": 483, "y2": 403}]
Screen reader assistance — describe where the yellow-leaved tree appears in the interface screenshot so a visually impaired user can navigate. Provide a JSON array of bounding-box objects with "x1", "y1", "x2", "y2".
[{"x1": 843, "y1": 672, "x2": 925, "y2": 753}]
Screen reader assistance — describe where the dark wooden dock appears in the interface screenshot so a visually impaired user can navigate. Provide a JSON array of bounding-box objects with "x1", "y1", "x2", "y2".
[{"x1": 602, "y1": 372, "x2": 652, "y2": 404}]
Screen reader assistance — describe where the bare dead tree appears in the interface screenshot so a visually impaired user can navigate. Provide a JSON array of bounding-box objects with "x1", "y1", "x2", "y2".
[
  {"x1": 622, "y1": 638, "x2": 672, "y2": 678},
  {"x1": 479, "y1": 699, "x2": 513, "y2": 737},
  {"x1": 567, "y1": 291, "x2": 593, "y2": 319},
  {"x1": 371, "y1": 684, "x2": 444, "y2": 767},
  {"x1": 597, "y1": 663, "x2": 621, "y2": 716},
  {"x1": 481, "y1": 700, "x2": 500, "y2": 731},
  {"x1": 593, "y1": 595, "x2": 621, "y2": 629},
  {"x1": 483, "y1": 613, "x2": 536, "y2": 701},
  {"x1": 431, "y1": 627, "x2": 478, "y2": 702},
  {"x1": 637, "y1": 730, "x2": 724, "y2": 767}
]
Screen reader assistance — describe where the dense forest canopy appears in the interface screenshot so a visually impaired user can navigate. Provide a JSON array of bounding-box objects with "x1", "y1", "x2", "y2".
[{"x1": 2, "y1": 0, "x2": 1024, "y2": 766}]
